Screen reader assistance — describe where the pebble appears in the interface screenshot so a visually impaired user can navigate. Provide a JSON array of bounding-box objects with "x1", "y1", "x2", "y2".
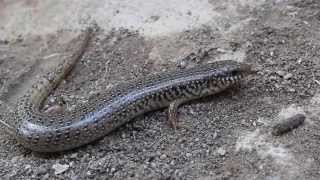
[
  {"x1": 11, "y1": 156, "x2": 19, "y2": 163},
  {"x1": 70, "y1": 153, "x2": 78, "y2": 159},
  {"x1": 276, "y1": 70, "x2": 286, "y2": 77},
  {"x1": 160, "y1": 154, "x2": 167, "y2": 160},
  {"x1": 270, "y1": 51, "x2": 274, "y2": 56},
  {"x1": 49, "y1": 97, "x2": 56, "y2": 103},
  {"x1": 186, "y1": 153, "x2": 192, "y2": 158},
  {"x1": 170, "y1": 160, "x2": 175, "y2": 165},
  {"x1": 269, "y1": 76, "x2": 277, "y2": 81},
  {"x1": 284, "y1": 73, "x2": 293, "y2": 80},
  {"x1": 110, "y1": 167, "x2": 116, "y2": 173},
  {"x1": 41, "y1": 173, "x2": 50, "y2": 180},
  {"x1": 217, "y1": 48, "x2": 227, "y2": 53},
  {"x1": 25, "y1": 164, "x2": 31, "y2": 170},
  {"x1": 216, "y1": 147, "x2": 226, "y2": 156},
  {"x1": 52, "y1": 163, "x2": 70, "y2": 175},
  {"x1": 86, "y1": 171, "x2": 92, "y2": 176},
  {"x1": 178, "y1": 60, "x2": 187, "y2": 69},
  {"x1": 212, "y1": 132, "x2": 218, "y2": 139},
  {"x1": 44, "y1": 105, "x2": 63, "y2": 114},
  {"x1": 252, "y1": 121, "x2": 257, "y2": 126},
  {"x1": 151, "y1": 162, "x2": 157, "y2": 168},
  {"x1": 36, "y1": 165, "x2": 48, "y2": 175},
  {"x1": 288, "y1": 88, "x2": 296, "y2": 92}
]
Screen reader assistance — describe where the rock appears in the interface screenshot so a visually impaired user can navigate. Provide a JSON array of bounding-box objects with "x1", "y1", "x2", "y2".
[
  {"x1": 151, "y1": 162, "x2": 157, "y2": 168},
  {"x1": 216, "y1": 147, "x2": 226, "y2": 156},
  {"x1": 288, "y1": 88, "x2": 296, "y2": 92},
  {"x1": 186, "y1": 153, "x2": 192, "y2": 158},
  {"x1": 177, "y1": 60, "x2": 187, "y2": 68},
  {"x1": 110, "y1": 167, "x2": 116, "y2": 173},
  {"x1": 284, "y1": 73, "x2": 293, "y2": 80},
  {"x1": 212, "y1": 132, "x2": 218, "y2": 139},
  {"x1": 276, "y1": 70, "x2": 286, "y2": 77},
  {"x1": 160, "y1": 154, "x2": 167, "y2": 160},
  {"x1": 52, "y1": 163, "x2": 70, "y2": 175},
  {"x1": 44, "y1": 105, "x2": 63, "y2": 114},
  {"x1": 252, "y1": 121, "x2": 257, "y2": 126},
  {"x1": 274, "y1": 83, "x2": 282, "y2": 89},
  {"x1": 269, "y1": 76, "x2": 277, "y2": 81},
  {"x1": 41, "y1": 173, "x2": 50, "y2": 180},
  {"x1": 70, "y1": 153, "x2": 78, "y2": 159},
  {"x1": 36, "y1": 165, "x2": 48, "y2": 175}
]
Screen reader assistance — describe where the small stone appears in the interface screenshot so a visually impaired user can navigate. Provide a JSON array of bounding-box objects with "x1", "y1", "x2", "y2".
[
  {"x1": 274, "y1": 83, "x2": 282, "y2": 89},
  {"x1": 160, "y1": 154, "x2": 167, "y2": 160},
  {"x1": 212, "y1": 132, "x2": 218, "y2": 139},
  {"x1": 269, "y1": 76, "x2": 277, "y2": 81},
  {"x1": 11, "y1": 156, "x2": 19, "y2": 163},
  {"x1": 25, "y1": 164, "x2": 31, "y2": 169},
  {"x1": 270, "y1": 51, "x2": 274, "y2": 56},
  {"x1": 52, "y1": 163, "x2": 70, "y2": 175},
  {"x1": 70, "y1": 153, "x2": 78, "y2": 159},
  {"x1": 151, "y1": 162, "x2": 157, "y2": 168},
  {"x1": 110, "y1": 167, "x2": 116, "y2": 173},
  {"x1": 217, "y1": 147, "x2": 226, "y2": 156},
  {"x1": 41, "y1": 173, "x2": 50, "y2": 180},
  {"x1": 68, "y1": 105, "x2": 77, "y2": 111},
  {"x1": 71, "y1": 175, "x2": 79, "y2": 180},
  {"x1": 252, "y1": 121, "x2": 257, "y2": 126},
  {"x1": 288, "y1": 88, "x2": 296, "y2": 92},
  {"x1": 276, "y1": 70, "x2": 286, "y2": 77},
  {"x1": 178, "y1": 61, "x2": 187, "y2": 69},
  {"x1": 121, "y1": 133, "x2": 126, "y2": 138},
  {"x1": 36, "y1": 165, "x2": 48, "y2": 175},
  {"x1": 284, "y1": 73, "x2": 293, "y2": 80},
  {"x1": 49, "y1": 97, "x2": 56, "y2": 103},
  {"x1": 44, "y1": 105, "x2": 63, "y2": 114},
  {"x1": 186, "y1": 153, "x2": 192, "y2": 158},
  {"x1": 217, "y1": 48, "x2": 227, "y2": 53},
  {"x1": 89, "y1": 90, "x2": 99, "y2": 96}
]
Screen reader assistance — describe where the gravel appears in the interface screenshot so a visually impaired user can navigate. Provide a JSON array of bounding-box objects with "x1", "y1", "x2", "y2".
[{"x1": 1, "y1": 0, "x2": 320, "y2": 179}]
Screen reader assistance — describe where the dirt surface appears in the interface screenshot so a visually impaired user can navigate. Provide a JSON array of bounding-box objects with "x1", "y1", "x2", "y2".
[{"x1": 1, "y1": 0, "x2": 320, "y2": 179}]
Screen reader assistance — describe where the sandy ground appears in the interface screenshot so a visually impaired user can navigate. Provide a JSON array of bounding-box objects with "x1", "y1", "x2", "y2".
[{"x1": 1, "y1": 0, "x2": 320, "y2": 179}]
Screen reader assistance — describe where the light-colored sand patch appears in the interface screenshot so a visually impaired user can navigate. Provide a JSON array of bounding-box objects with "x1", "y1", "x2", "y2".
[
  {"x1": 0, "y1": 0, "x2": 268, "y2": 39},
  {"x1": 0, "y1": 0, "x2": 217, "y2": 39},
  {"x1": 277, "y1": 104, "x2": 305, "y2": 120},
  {"x1": 236, "y1": 130, "x2": 293, "y2": 165},
  {"x1": 236, "y1": 129, "x2": 310, "y2": 178}
]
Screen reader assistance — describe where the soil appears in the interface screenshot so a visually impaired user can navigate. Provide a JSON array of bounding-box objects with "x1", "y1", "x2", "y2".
[{"x1": 1, "y1": 0, "x2": 320, "y2": 179}]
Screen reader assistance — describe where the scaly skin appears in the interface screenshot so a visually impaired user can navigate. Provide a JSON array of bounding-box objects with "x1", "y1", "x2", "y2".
[{"x1": 3, "y1": 29, "x2": 254, "y2": 152}]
